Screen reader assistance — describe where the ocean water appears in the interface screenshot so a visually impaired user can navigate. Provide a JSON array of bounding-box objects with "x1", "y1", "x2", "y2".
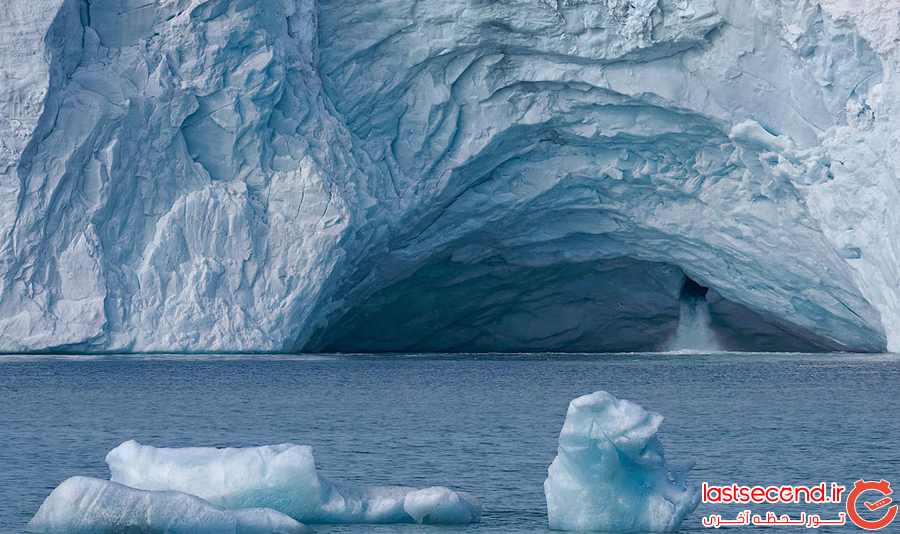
[{"x1": 1, "y1": 352, "x2": 898, "y2": 533}]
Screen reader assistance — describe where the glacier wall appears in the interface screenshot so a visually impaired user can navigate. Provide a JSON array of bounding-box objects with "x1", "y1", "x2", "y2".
[{"x1": 1, "y1": 0, "x2": 898, "y2": 353}]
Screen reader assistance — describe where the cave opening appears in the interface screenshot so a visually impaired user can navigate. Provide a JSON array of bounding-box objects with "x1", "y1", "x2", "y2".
[
  {"x1": 305, "y1": 253, "x2": 836, "y2": 354},
  {"x1": 680, "y1": 277, "x2": 709, "y2": 300}
]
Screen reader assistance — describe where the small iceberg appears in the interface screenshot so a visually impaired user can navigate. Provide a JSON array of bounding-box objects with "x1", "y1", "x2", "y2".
[
  {"x1": 27, "y1": 476, "x2": 311, "y2": 533},
  {"x1": 544, "y1": 391, "x2": 698, "y2": 532},
  {"x1": 403, "y1": 486, "x2": 483, "y2": 524},
  {"x1": 106, "y1": 440, "x2": 482, "y2": 525}
]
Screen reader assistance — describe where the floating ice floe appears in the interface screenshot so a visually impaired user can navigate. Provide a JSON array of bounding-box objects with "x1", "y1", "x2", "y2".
[
  {"x1": 106, "y1": 440, "x2": 481, "y2": 525},
  {"x1": 27, "y1": 476, "x2": 311, "y2": 533},
  {"x1": 544, "y1": 391, "x2": 698, "y2": 532}
]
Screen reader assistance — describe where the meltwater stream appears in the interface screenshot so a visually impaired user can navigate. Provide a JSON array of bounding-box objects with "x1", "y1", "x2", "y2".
[
  {"x1": 667, "y1": 279, "x2": 722, "y2": 352},
  {"x1": 1, "y1": 352, "x2": 899, "y2": 533}
]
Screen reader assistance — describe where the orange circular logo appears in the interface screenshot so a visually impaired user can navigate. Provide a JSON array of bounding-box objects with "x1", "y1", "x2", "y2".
[{"x1": 846, "y1": 480, "x2": 898, "y2": 531}]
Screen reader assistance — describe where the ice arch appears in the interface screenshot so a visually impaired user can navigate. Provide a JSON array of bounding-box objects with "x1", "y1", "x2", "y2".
[
  {"x1": 303, "y1": 0, "x2": 887, "y2": 353},
  {"x1": 0, "y1": 0, "x2": 895, "y2": 353}
]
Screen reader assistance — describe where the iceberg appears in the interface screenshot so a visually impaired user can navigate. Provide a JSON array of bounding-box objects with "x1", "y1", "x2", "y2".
[
  {"x1": 107, "y1": 441, "x2": 323, "y2": 519},
  {"x1": 403, "y1": 486, "x2": 483, "y2": 525},
  {"x1": 2, "y1": 0, "x2": 900, "y2": 353},
  {"x1": 106, "y1": 440, "x2": 481, "y2": 525},
  {"x1": 27, "y1": 476, "x2": 311, "y2": 533},
  {"x1": 544, "y1": 392, "x2": 698, "y2": 532}
]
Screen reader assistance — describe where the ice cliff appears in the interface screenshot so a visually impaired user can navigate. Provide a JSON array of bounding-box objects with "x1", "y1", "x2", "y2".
[{"x1": 2, "y1": 0, "x2": 900, "y2": 353}]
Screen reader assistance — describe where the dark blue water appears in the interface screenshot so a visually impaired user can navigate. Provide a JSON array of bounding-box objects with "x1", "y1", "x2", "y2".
[{"x1": 1, "y1": 352, "x2": 899, "y2": 533}]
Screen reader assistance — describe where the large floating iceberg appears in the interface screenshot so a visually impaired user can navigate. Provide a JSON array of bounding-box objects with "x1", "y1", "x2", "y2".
[
  {"x1": 27, "y1": 476, "x2": 311, "y2": 533},
  {"x1": 545, "y1": 392, "x2": 698, "y2": 532},
  {"x1": 2, "y1": 0, "x2": 900, "y2": 354},
  {"x1": 107, "y1": 440, "x2": 481, "y2": 525}
]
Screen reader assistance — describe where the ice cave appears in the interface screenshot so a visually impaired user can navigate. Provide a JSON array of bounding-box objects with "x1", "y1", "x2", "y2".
[{"x1": 1, "y1": 0, "x2": 898, "y2": 353}]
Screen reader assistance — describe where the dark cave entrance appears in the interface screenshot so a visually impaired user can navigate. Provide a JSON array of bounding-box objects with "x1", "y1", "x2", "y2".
[
  {"x1": 680, "y1": 277, "x2": 709, "y2": 300},
  {"x1": 305, "y1": 254, "x2": 836, "y2": 353}
]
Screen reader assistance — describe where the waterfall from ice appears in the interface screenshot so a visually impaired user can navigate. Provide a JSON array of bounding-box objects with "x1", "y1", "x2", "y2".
[{"x1": 667, "y1": 278, "x2": 722, "y2": 352}]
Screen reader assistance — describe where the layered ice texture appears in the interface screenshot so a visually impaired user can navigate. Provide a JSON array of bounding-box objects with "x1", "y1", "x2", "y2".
[
  {"x1": 106, "y1": 440, "x2": 482, "y2": 525},
  {"x1": 3, "y1": 0, "x2": 900, "y2": 353},
  {"x1": 545, "y1": 391, "x2": 698, "y2": 532},
  {"x1": 27, "y1": 476, "x2": 311, "y2": 533}
]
